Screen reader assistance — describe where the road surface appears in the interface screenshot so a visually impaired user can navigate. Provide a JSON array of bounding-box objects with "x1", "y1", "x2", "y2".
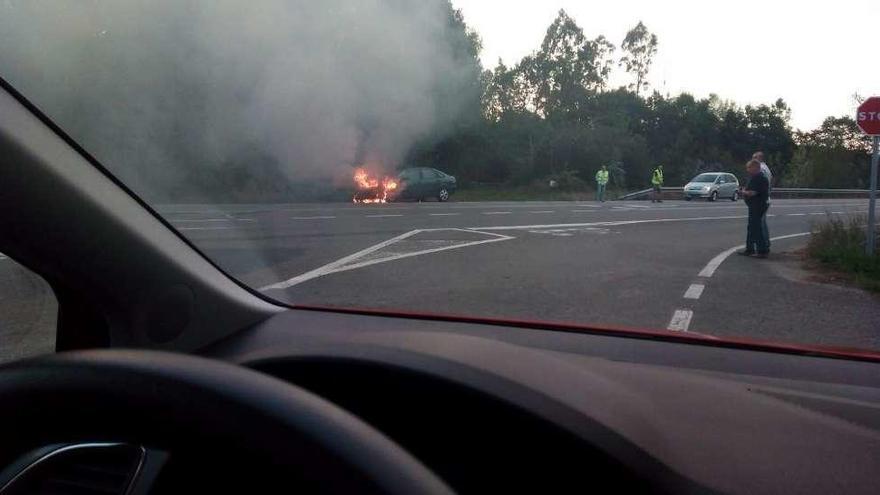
[{"x1": 2, "y1": 198, "x2": 879, "y2": 364}]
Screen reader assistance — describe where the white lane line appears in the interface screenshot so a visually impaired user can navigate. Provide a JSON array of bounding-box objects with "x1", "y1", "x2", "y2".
[
  {"x1": 292, "y1": 216, "x2": 337, "y2": 220},
  {"x1": 809, "y1": 212, "x2": 826, "y2": 216},
  {"x1": 470, "y1": 214, "x2": 749, "y2": 232},
  {"x1": 429, "y1": 213, "x2": 461, "y2": 216},
  {"x1": 831, "y1": 211, "x2": 845, "y2": 214},
  {"x1": 260, "y1": 229, "x2": 513, "y2": 290},
  {"x1": 667, "y1": 310, "x2": 694, "y2": 332},
  {"x1": 366, "y1": 214, "x2": 404, "y2": 218},
  {"x1": 787, "y1": 213, "x2": 807, "y2": 216},
  {"x1": 178, "y1": 226, "x2": 238, "y2": 231},
  {"x1": 683, "y1": 284, "x2": 705, "y2": 300},
  {"x1": 697, "y1": 231, "x2": 812, "y2": 278},
  {"x1": 261, "y1": 230, "x2": 421, "y2": 290},
  {"x1": 172, "y1": 219, "x2": 233, "y2": 223},
  {"x1": 529, "y1": 211, "x2": 555, "y2": 214},
  {"x1": 482, "y1": 211, "x2": 512, "y2": 215}
]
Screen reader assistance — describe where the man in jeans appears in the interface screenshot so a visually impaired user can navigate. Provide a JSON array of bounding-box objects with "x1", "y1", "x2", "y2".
[
  {"x1": 753, "y1": 151, "x2": 772, "y2": 251},
  {"x1": 595, "y1": 165, "x2": 609, "y2": 202},
  {"x1": 739, "y1": 159, "x2": 770, "y2": 258}
]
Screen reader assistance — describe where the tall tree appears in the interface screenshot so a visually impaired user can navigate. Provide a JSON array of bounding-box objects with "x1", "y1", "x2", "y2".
[
  {"x1": 619, "y1": 21, "x2": 658, "y2": 95},
  {"x1": 482, "y1": 59, "x2": 536, "y2": 121},
  {"x1": 529, "y1": 10, "x2": 614, "y2": 119}
]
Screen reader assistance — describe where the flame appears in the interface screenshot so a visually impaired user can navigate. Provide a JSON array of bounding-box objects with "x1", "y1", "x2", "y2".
[
  {"x1": 352, "y1": 168, "x2": 398, "y2": 204},
  {"x1": 383, "y1": 177, "x2": 399, "y2": 191}
]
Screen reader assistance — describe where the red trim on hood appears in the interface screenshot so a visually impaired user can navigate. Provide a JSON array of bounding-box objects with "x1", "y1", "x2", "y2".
[{"x1": 291, "y1": 304, "x2": 880, "y2": 364}]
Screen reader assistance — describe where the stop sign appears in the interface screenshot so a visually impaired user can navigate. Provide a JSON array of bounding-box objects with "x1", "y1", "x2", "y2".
[{"x1": 857, "y1": 97, "x2": 880, "y2": 135}]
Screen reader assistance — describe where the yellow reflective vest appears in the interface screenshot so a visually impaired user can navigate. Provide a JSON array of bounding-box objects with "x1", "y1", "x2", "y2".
[
  {"x1": 651, "y1": 167, "x2": 664, "y2": 186},
  {"x1": 595, "y1": 169, "x2": 609, "y2": 185}
]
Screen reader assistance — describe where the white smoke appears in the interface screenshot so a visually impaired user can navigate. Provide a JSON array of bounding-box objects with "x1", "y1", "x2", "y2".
[{"x1": 0, "y1": 0, "x2": 481, "y2": 200}]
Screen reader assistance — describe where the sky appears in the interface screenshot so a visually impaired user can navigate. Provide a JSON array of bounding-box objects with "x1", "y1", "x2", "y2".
[{"x1": 452, "y1": 0, "x2": 880, "y2": 131}]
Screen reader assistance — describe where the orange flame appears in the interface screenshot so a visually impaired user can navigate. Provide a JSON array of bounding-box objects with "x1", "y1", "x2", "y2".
[{"x1": 353, "y1": 168, "x2": 398, "y2": 204}]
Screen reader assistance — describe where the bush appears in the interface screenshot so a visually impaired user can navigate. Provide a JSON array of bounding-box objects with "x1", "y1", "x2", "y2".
[{"x1": 807, "y1": 216, "x2": 880, "y2": 291}]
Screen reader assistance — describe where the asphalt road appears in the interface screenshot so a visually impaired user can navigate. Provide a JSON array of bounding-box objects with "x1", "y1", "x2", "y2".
[{"x1": 2, "y1": 198, "x2": 879, "y2": 364}]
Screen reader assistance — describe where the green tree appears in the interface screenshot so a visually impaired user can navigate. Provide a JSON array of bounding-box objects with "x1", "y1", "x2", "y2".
[
  {"x1": 482, "y1": 59, "x2": 536, "y2": 121},
  {"x1": 619, "y1": 21, "x2": 658, "y2": 95},
  {"x1": 529, "y1": 10, "x2": 614, "y2": 120},
  {"x1": 786, "y1": 117, "x2": 872, "y2": 188}
]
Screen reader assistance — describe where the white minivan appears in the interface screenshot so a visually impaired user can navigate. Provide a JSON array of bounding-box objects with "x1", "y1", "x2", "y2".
[{"x1": 683, "y1": 173, "x2": 740, "y2": 201}]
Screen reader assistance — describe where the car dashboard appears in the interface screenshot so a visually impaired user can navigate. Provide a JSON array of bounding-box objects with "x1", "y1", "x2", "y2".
[{"x1": 203, "y1": 308, "x2": 880, "y2": 494}]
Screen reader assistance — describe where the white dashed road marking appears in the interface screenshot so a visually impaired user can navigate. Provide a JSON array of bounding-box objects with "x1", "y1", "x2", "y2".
[
  {"x1": 667, "y1": 310, "x2": 694, "y2": 332},
  {"x1": 471, "y1": 214, "x2": 748, "y2": 232},
  {"x1": 429, "y1": 213, "x2": 461, "y2": 216},
  {"x1": 482, "y1": 211, "x2": 512, "y2": 215},
  {"x1": 367, "y1": 214, "x2": 404, "y2": 218},
  {"x1": 178, "y1": 226, "x2": 237, "y2": 231},
  {"x1": 788, "y1": 213, "x2": 806, "y2": 216},
  {"x1": 173, "y1": 218, "x2": 233, "y2": 223},
  {"x1": 674, "y1": 231, "x2": 814, "y2": 333},
  {"x1": 683, "y1": 284, "x2": 705, "y2": 300}
]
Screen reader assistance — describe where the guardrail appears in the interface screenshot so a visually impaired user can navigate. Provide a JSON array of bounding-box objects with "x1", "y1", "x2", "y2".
[{"x1": 617, "y1": 187, "x2": 871, "y2": 201}]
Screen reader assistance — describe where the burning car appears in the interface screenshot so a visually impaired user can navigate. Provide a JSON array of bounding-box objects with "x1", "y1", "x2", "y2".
[
  {"x1": 352, "y1": 169, "x2": 399, "y2": 204},
  {"x1": 353, "y1": 167, "x2": 456, "y2": 203}
]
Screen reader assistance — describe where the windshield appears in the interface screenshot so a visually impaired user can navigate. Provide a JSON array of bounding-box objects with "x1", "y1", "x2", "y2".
[
  {"x1": 691, "y1": 174, "x2": 720, "y2": 183},
  {"x1": 1, "y1": 1, "x2": 879, "y2": 353}
]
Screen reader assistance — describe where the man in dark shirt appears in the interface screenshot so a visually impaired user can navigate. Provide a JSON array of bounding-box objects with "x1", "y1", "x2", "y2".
[{"x1": 739, "y1": 159, "x2": 770, "y2": 258}]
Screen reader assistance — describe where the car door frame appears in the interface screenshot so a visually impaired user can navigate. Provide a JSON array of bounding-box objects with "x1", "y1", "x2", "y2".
[{"x1": 399, "y1": 168, "x2": 425, "y2": 200}]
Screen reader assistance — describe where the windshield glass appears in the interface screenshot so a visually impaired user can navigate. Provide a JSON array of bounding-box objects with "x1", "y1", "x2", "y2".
[
  {"x1": 692, "y1": 174, "x2": 720, "y2": 183},
  {"x1": 2, "y1": 1, "x2": 879, "y2": 353}
]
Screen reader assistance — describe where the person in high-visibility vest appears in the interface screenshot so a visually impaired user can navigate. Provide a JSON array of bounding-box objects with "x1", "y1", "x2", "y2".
[
  {"x1": 595, "y1": 165, "x2": 609, "y2": 202},
  {"x1": 651, "y1": 165, "x2": 664, "y2": 203}
]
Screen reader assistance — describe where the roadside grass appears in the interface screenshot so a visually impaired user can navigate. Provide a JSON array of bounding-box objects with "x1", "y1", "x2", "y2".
[{"x1": 806, "y1": 215, "x2": 880, "y2": 292}]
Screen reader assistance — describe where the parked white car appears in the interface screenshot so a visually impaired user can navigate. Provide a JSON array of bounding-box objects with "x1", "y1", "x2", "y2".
[{"x1": 683, "y1": 173, "x2": 740, "y2": 201}]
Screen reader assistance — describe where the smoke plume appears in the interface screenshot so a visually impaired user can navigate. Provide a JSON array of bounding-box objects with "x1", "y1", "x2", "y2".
[{"x1": 0, "y1": 0, "x2": 481, "y2": 201}]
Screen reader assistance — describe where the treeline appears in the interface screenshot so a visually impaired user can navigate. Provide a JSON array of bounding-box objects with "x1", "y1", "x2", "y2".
[{"x1": 410, "y1": 10, "x2": 875, "y2": 191}]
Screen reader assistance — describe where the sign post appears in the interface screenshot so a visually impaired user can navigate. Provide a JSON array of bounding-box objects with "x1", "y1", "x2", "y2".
[{"x1": 856, "y1": 97, "x2": 880, "y2": 255}]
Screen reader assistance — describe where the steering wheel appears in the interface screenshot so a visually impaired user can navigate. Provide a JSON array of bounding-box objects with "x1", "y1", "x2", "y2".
[{"x1": 0, "y1": 350, "x2": 452, "y2": 494}]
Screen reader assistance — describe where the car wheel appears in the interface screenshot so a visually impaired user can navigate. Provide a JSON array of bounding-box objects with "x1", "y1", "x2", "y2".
[
  {"x1": 438, "y1": 188, "x2": 450, "y2": 202},
  {"x1": 731, "y1": 190, "x2": 739, "y2": 201},
  {"x1": 685, "y1": 196, "x2": 692, "y2": 201},
  {"x1": 710, "y1": 191, "x2": 718, "y2": 202}
]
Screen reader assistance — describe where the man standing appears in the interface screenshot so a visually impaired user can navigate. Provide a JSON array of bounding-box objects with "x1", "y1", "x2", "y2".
[
  {"x1": 753, "y1": 151, "x2": 773, "y2": 185},
  {"x1": 753, "y1": 151, "x2": 772, "y2": 250},
  {"x1": 651, "y1": 165, "x2": 664, "y2": 203},
  {"x1": 739, "y1": 159, "x2": 770, "y2": 258},
  {"x1": 595, "y1": 165, "x2": 609, "y2": 202}
]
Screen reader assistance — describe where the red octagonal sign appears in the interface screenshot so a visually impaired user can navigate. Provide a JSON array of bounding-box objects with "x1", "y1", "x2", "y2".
[{"x1": 857, "y1": 97, "x2": 880, "y2": 135}]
